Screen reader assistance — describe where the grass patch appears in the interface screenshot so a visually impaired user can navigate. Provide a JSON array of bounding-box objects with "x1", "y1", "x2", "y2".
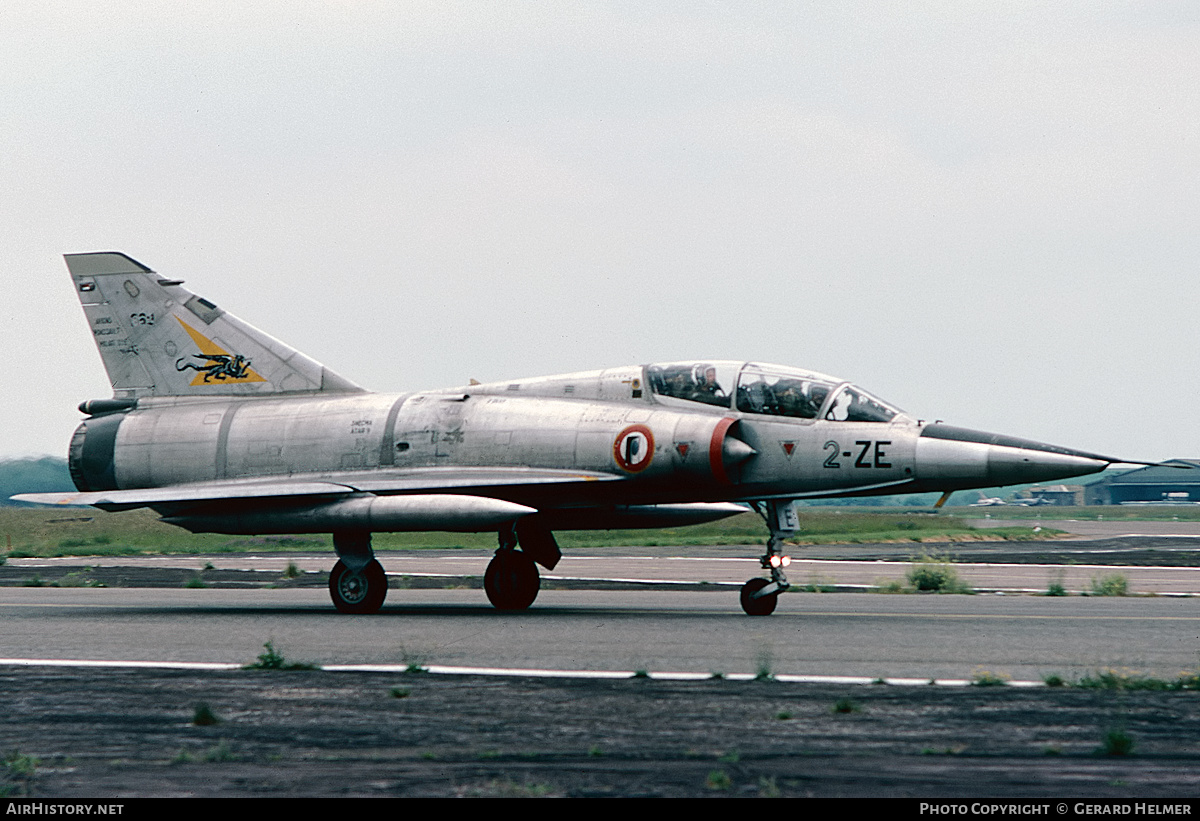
[
  {"x1": 1052, "y1": 668, "x2": 1200, "y2": 691},
  {"x1": 55, "y1": 568, "x2": 104, "y2": 588},
  {"x1": 202, "y1": 739, "x2": 236, "y2": 762},
  {"x1": 2, "y1": 751, "x2": 38, "y2": 797},
  {"x1": 0, "y1": 507, "x2": 1055, "y2": 558},
  {"x1": 754, "y1": 648, "x2": 774, "y2": 681},
  {"x1": 705, "y1": 770, "x2": 733, "y2": 791},
  {"x1": 1098, "y1": 728, "x2": 1135, "y2": 757},
  {"x1": 464, "y1": 778, "x2": 555, "y2": 798},
  {"x1": 971, "y1": 669, "x2": 1011, "y2": 687},
  {"x1": 905, "y1": 551, "x2": 973, "y2": 594},
  {"x1": 192, "y1": 702, "x2": 220, "y2": 726},
  {"x1": 1043, "y1": 570, "x2": 1068, "y2": 596},
  {"x1": 1089, "y1": 573, "x2": 1129, "y2": 597}
]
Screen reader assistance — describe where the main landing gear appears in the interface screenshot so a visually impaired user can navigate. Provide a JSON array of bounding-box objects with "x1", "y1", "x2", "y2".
[
  {"x1": 329, "y1": 531, "x2": 388, "y2": 614},
  {"x1": 484, "y1": 525, "x2": 542, "y2": 611},
  {"x1": 740, "y1": 499, "x2": 796, "y2": 616}
]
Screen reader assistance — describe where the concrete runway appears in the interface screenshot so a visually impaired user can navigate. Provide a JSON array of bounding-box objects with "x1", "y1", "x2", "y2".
[
  {"x1": 2, "y1": 585, "x2": 1198, "y2": 682},
  {"x1": 12, "y1": 543, "x2": 1200, "y2": 594},
  {"x1": 4, "y1": 516, "x2": 1199, "y2": 682}
]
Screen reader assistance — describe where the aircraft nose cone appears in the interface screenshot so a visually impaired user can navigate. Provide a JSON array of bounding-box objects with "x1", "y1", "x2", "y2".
[
  {"x1": 985, "y1": 446, "x2": 1109, "y2": 486},
  {"x1": 916, "y1": 424, "x2": 1112, "y2": 489}
]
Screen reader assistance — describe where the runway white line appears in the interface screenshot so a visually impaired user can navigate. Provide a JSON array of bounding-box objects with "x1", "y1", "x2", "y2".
[
  {"x1": 0, "y1": 657, "x2": 240, "y2": 671},
  {"x1": 0, "y1": 657, "x2": 1046, "y2": 687}
]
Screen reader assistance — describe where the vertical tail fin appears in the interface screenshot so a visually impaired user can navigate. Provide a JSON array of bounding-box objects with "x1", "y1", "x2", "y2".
[{"x1": 66, "y1": 252, "x2": 366, "y2": 399}]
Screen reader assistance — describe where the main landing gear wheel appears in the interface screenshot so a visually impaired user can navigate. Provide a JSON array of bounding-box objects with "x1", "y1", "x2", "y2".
[
  {"x1": 329, "y1": 558, "x2": 388, "y2": 614},
  {"x1": 740, "y1": 578, "x2": 778, "y2": 617},
  {"x1": 484, "y1": 550, "x2": 540, "y2": 611}
]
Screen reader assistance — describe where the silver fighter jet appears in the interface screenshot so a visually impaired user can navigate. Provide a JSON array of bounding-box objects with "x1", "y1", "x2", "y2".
[{"x1": 15, "y1": 252, "x2": 1142, "y2": 615}]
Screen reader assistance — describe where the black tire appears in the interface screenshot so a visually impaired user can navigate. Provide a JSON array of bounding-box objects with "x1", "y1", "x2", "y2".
[
  {"x1": 484, "y1": 550, "x2": 540, "y2": 611},
  {"x1": 329, "y1": 558, "x2": 387, "y2": 614},
  {"x1": 740, "y1": 578, "x2": 777, "y2": 616}
]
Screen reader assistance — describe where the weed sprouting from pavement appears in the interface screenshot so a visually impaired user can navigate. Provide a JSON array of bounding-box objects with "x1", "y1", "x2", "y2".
[
  {"x1": 832, "y1": 697, "x2": 861, "y2": 714},
  {"x1": 1099, "y1": 727, "x2": 1135, "y2": 756},
  {"x1": 1036, "y1": 668, "x2": 1200, "y2": 691},
  {"x1": 706, "y1": 769, "x2": 733, "y2": 791},
  {"x1": 906, "y1": 551, "x2": 972, "y2": 594},
  {"x1": 192, "y1": 702, "x2": 220, "y2": 726},
  {"x1": 2, "y1": 751, "x2": 38, "y2": 796},
  {"x1": 389, "y1": 687, "x2": 410, "y2": 699},
  {"x1": 1044, "y1": 571, "x2": 1068, "y2": 596},
  {"x1": 971, "y1": 669, "x2": 1011, "y2": 687},
  {"x1": 461, "y1": 778, "x2": 554, "y2": 798},
  {"x1": 283, "y1": 561, "x2": 301, "y2": 579},
  {"x1": 1089, "y1": 573, "x2": 1129, "y2": 597},
  {"x1": 245, "y1": 640, "x2": 317, "y2": 671},
  {"x1": 754, "y1": 647, "x2": 774, "y2": 681},
  {"x1": 202, "y1": 739, "x2": 236, "y2": 762}
]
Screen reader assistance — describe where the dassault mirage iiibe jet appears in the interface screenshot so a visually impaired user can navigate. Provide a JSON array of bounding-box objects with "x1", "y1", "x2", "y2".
[{"x1": 15, "y1": 252, "x2": 1137, "y2": 615}]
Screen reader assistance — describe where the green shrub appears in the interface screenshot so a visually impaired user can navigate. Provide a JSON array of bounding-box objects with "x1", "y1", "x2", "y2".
[
  {"x1": 906, "y1": 552, "x2": 972, "y2": 594},
  {"x1": 1089, "y1": 573, "x2": 1128, "y2": 597}
]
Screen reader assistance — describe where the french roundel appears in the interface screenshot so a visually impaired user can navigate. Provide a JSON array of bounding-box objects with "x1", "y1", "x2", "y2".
[{"x1": 613, "y1": 425, "x2": 654, "y2": 472}]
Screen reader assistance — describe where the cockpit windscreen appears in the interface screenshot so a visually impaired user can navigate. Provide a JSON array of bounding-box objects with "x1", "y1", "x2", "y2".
[
  {"x1": 648, "y1": 361, "x2": 903, "y2": 423},
  {"x1": 646, "y1": 362, "x2": 735, "y2": 409},
  {"x1": 824, "y1": 385, "x2": 900, "y2": 423},
  {"x1": 736, "y1": 367, "x2": 836, "y2": 420}
]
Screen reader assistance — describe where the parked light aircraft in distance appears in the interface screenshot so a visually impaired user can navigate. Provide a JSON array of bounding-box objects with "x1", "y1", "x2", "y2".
[{"x1": 14, "y1": 252, "x2": 1155, "y2": 615}]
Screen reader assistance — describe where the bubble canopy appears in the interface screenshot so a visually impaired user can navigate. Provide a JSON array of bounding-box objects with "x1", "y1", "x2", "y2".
[{"x1": 645, "y1": 361, "x2": 905, "y2": 423}]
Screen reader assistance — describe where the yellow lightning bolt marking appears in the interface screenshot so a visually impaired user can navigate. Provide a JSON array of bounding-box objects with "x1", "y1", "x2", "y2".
[{"x1": 175, "y1": 316, "x2": 266, "y2": 385}]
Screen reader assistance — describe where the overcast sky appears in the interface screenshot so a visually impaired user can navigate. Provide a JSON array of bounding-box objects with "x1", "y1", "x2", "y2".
[{"x1": 3, "y1": 2, "x2": 1197, "y2": 463}]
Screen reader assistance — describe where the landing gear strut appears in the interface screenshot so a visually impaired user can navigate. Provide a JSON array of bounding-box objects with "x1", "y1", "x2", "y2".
[
  {"x1": 329, "y1": 531, "x2": 388, "y2": 614},
  {"x1": 484, "y1": 526, "x2": 540, "y2": 611},
  {"x1": 740, "y1": 500, "x2": 795, "y2": 616}
]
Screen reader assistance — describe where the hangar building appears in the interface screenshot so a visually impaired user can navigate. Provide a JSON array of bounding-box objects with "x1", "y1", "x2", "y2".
[{"x1": 1082, "y1": 460, "x2": 1200, "y2": 505}]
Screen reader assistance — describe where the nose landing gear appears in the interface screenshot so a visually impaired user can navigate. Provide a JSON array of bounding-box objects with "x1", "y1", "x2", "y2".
[{"x1": 740, "y1": 499, "x2": 796, "y2": 616}]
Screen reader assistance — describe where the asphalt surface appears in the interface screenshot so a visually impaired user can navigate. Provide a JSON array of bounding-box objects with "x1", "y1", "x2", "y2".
[{"x1": 4, "y1": 519, "x2": 1200, "y2": 797}]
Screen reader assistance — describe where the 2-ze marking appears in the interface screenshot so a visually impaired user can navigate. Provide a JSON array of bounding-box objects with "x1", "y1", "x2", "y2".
[{"x1": 824, "y1": 440, "x2": 892, "y2": 469}]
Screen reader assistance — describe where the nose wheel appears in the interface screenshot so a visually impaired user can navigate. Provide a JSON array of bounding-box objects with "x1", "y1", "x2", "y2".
[
  {"x1": 741, "y1": 499, "x2": 795, "y2": 616},
  {"x1": 740, "y1": 578, "x2": 778, "y2": 616}
]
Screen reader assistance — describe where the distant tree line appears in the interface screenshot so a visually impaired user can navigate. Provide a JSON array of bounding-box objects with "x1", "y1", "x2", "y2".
[{"x1": 0, "y1": 457, "x2": 73, "y2": 505}]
